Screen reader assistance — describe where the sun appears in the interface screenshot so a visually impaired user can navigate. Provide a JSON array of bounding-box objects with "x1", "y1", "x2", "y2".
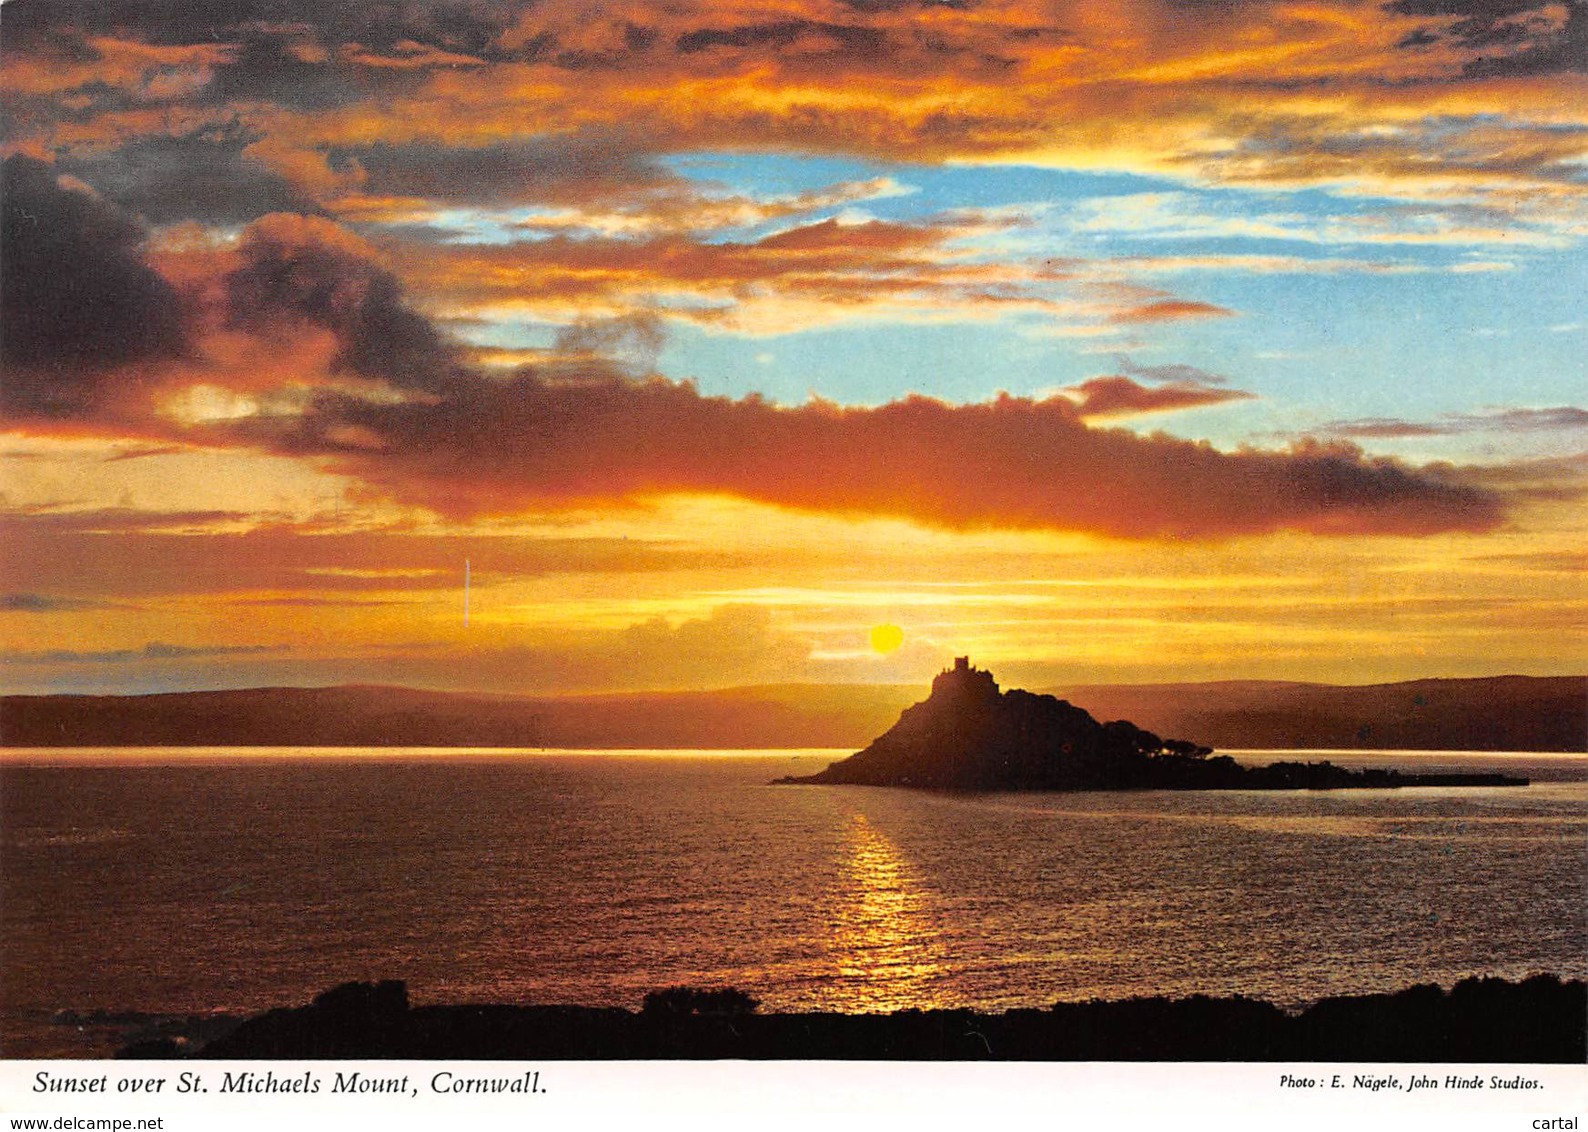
[{"x1": 868, "y1": 623, "x2": 905, "y2": 654}]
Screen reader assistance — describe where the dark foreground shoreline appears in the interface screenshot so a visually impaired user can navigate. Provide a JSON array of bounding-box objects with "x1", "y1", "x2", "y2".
[{"x1": 121, "y1": 976, "x2": 1586, "y2": 1062}]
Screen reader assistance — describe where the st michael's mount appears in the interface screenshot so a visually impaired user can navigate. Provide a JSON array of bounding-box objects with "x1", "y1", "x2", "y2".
[{"x1": 775, "y1": 659, "x2": 1528, "y2": 792}]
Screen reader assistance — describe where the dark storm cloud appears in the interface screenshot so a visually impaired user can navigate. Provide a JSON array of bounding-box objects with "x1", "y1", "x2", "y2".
[
  {"x1": 327, "y1": 136, "x2": 674, "y2": 208},
  {"x1": 675, "y1": 21, "x2": 888, "y2": 57},
  {"x1": 197, "y1": 27, "x2": 392, "y2": 112},
  {"x1": 1462, "y1": 2, "x2": 1588, "y2": 76},
  {"x1": 1, "y1": 1, "x2": 522, "y2": 117},
  {"x1": 222, "y1": 214, "x2": 466, "y2": 394},
  {"x1": 0, "y1": 0, "x2": 526, "y2": 55},
  {"x1": 1388, "y1": 0, "x2": 1554, "y2": 18},
  {"x1": 0, "y1": 155, "x2": 189, "y2": 420},
  {"x1": 1386, "y1": 0, "x2": 1587, "y2": 75},
  {"x1": 56, "y1": 122, "x2": 319, "y2": 225},
  {"x1": 194, "y1": 22, "x2": 494, "y2": 111}
]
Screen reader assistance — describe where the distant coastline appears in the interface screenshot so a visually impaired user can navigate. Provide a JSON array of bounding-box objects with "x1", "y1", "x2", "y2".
[{"x1": 2, "y1": 673, "x2": 1584, "y2": 751}]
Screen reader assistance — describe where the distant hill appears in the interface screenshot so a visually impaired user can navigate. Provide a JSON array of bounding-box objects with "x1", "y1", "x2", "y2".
[
  {"x1": 0, "y1": 683, "x2": 918, "y2": 749},
  {"x1": 1042, "y1": 676, "x2": 1587, "y2": 753},
  {"x1": 1, "y1": 674, "x2": 1582, "y2": 750}
]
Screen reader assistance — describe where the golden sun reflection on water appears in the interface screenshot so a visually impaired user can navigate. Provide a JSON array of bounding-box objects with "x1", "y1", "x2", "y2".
[{"x1": 826, "y1": 811, "x2": 946, "y2": 1012}]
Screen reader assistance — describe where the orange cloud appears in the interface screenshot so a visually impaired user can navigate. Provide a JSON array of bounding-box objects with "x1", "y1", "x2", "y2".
[
  {"x1": 384, "y1": 213, "x2": 1086, "y2": 333},
  {"x1": 1062, "y1": 375, "x2": 1256, "y2": 418},
  {"x1": 6, "y1": 0, "x2": 1581, "y2": 232},
  {"x1": 0, "y1": 35, "x2": 233, "y2": 97},
  {"x1": 0, "y1": 196, "x2": 1510, "y2": 540},
  {"x1": 369, "y1": 210, "x2": 1236, "y2": 338},
  {"x1": 1112, "y1": 299, "x2": 1236, "y2": 324},
  {"x1": 178, "y1": 350, "x2": 1496, "y2": 538}
]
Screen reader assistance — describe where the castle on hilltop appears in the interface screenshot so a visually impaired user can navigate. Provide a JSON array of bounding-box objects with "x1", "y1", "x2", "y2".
[
  {"x1": 931, "y1": 655, "x2": 1000, "y2": 700},
  {"x1": 778, "y1": 656, "x2": 1527, "y2": 793}
]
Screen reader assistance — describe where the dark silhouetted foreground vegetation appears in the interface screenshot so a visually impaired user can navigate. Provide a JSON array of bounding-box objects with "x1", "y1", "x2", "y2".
[{"x1": 121, "y1": 975, "x2": 1585, "y2": 1062}]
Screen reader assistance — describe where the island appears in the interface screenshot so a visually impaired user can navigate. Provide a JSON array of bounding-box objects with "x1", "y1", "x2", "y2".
[{"x1": 774, "y1": 658, "x2": 1529, "y2": 791}]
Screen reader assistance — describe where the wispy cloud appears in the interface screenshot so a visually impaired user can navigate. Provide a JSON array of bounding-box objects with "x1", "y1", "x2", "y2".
[
  {"x1": 4, "y1": 641, "x2": 281, "y2": 665},
  {"x1": 1, "y1": 592, "x2": 114, "y2": 613},
  {"x1": 1322, "y1": 406, "x2": 1588, "y2": 439},
  {"x1": 1072, "y1": 188, "x2": 1584, "y2": 251}
]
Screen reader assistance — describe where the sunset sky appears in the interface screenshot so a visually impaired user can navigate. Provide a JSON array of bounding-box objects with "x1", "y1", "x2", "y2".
[{"x1": 2, "y1": 0, "x2": 1584, "y2": 696}]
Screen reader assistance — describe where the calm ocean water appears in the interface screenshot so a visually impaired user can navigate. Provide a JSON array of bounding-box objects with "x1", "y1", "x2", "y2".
[{"x1": 2, "y1": 748, "x2": 1584, "y2": 1057}]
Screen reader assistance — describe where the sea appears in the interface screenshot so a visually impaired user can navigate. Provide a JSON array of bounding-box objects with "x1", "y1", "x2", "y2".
[{"x1": 1, "y1": 748, "x2": 1584, "y2": 1058}]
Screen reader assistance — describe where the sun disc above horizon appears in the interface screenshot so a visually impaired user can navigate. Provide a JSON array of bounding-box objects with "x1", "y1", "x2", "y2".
[{"x1": 869, "y1": 623, "x2": 906, "y2": 655}]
